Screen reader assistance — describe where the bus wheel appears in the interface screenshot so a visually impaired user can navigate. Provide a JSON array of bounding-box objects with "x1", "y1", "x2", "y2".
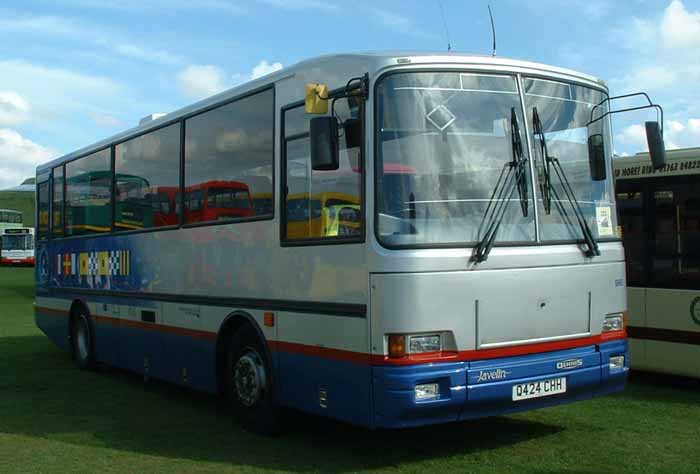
[
  {"x1": 226, "y1": 324, "x2": 279, "y2": 434},
  {"x1": 71, "y1": 311, "x2": 96, "y2": 370}
]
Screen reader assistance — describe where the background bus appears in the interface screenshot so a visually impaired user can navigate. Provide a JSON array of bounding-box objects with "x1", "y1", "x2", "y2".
[
  {"x1": 615, "y1": 146, "x2": 700, "y2": 378},
  {"x1": 0, "y1": 209, "x2": 23, "y2": 231},
  {"x1": 1, "y1": 227, "x2": 35, "y2": 265}
]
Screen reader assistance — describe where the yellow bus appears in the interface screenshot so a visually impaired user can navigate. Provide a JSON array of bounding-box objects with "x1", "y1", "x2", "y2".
[{"x1": 285, "y1": 192, "x2": 360, "y2": 239}]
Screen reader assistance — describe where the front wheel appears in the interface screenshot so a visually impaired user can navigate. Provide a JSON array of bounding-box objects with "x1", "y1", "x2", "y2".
[
  {"x1": 71, "y1": 311, "x2": 96, "y2": 370},
  {"x1": 225, "y1": 324, "x2": 280, "y2": 434}
]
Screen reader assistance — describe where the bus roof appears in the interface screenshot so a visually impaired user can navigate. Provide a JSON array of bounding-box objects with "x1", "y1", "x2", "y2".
[
  {"x1": 37, "y1": 51, "x2": 607, "y2": 175},
  {"x1": 614, "y1": 146, "x2": 700, "y2": 180}
]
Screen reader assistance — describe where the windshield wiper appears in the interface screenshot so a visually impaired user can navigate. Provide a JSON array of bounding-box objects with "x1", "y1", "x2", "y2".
[
  {"x1": 532, "y1": 107, "x2": 600, "y2": 258},
  {"x1": 472, "y1": 108, "x2": 529, "y2": 263}
]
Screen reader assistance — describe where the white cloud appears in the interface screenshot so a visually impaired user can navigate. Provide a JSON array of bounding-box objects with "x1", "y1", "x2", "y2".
[
  {"x1": 0, "y1": 129, "x2": 56, "y2": 189},
  {"x1": 0, "y1": 14, "x2": 185, "y2": 65},
  {"x1": 660, "y1": 0, "x2": 700, "y2": 47},
  {"x1": 0, "y1": 91, "x2": 30, "y2": 127},
  {"x1": 179, "y1": 60, "x2": 285, "y2": 99},
  {"x1": 251, "y1": 60, "x2": 283, "y2": 80},
  {"x1": 178, "y1": 64, "x2": 226, "y2": 99},
  {"x1": 0, "y1": 60, "x2": 123, "y2": 115},
  {"x1": 611, "y1": 1, "x2": 700, "y2": 94},
  {"x1": 616, "y1": 118, "x2": 700, "y2": 153}
]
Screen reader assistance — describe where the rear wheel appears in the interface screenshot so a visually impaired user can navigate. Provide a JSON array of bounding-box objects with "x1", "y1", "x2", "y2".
[
  {"x1": 225, "y1": 324, "x2": 280, "y2": 434},
  {"x1": 71, "y1": 311, "x2": 96, "y2": 370}
]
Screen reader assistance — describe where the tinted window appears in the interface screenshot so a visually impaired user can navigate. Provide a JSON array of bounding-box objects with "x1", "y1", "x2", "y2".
[
  {"x1": 283, "y1": 99, "x2": 362, "y2": 242},
  {"x1": 115, "y1": 124, "x2": 180, "y2": 230},
  {"x1": 37, "y1": 181, "x2": 49, "y2": 240},
  {"x1": 184, "y1": 88, "x2": 274, "y2": 224},
  {"x1": 52, "y1": 166, "x2": 64, "y2": 237},
  {"x1": 617, "y1": 177, "x2": 700, "y2": 290},
  {"x1": 65, "y1": 149, "x2": 111, "y2": 236}
]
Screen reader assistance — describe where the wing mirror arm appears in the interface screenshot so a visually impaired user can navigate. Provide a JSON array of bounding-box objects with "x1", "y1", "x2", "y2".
[{"x1": 587, "y1": 92, "x2": 666, "y2": 171}]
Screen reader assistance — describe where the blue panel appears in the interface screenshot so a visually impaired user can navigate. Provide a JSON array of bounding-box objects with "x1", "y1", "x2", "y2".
[
  {"x1": 372, "y1": 342, "x2": 630, "y2": 429},
  {"x1": 277, "y1": 350, "x2": 372, "y2": 427}
]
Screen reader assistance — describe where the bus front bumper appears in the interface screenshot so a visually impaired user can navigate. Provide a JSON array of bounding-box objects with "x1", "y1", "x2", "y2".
[
  {"x1": 372, "y1": 340, "x2": 628, "y2": 429},
  {"x1": 1, "y1": 257, "x2": 35, "y2": 265}
]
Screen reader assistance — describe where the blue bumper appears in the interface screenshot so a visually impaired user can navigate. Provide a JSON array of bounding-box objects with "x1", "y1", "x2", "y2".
[{"x1": 372, "y1": 340, "x2": 628, "y2": 429}]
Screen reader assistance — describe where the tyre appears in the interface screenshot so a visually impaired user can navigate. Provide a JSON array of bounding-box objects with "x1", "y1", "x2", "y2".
[
  {"x1": 71, "y1": 310, "x2": 96, "y2": 370},
  {"x1": 225, "y1": 324, "x2": 280, "y2": 434}
]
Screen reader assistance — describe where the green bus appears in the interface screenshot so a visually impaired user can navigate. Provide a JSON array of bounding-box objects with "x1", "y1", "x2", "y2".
[
  {"x1": 62, "y1": 171, "x2": 154, "y2": 235},
  {"x1": 615, "y1": 146, "x2": 700, "y2": 378},
  {"x1": 0, "y1": 209, "x2": 23, "y2": 231}
]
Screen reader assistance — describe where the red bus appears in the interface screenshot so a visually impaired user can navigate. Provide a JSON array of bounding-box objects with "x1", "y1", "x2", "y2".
[{"x1": 184, "y1": 181, "x2": 254, "y2": 223}]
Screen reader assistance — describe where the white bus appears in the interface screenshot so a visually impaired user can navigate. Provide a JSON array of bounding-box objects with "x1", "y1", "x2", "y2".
[
  {"x1": 1, "y1": 227, "x2": 35, "y2": 266},
  {"x1": 35, "y1": 52, "x2": 664, "y2": 432},
  {"x1": 0, "y1": 209, "x2": 23, "y2": 232},
  {"x1": 615, "y1": 147, "x2": 700, "y2": 377}
]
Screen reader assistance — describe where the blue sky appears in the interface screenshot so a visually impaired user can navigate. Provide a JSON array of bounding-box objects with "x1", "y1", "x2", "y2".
[{"x1": 1, "y1": 0, "x2": 699, "y2": 188}]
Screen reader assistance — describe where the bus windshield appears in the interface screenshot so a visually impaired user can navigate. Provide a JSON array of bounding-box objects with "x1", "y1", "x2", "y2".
[
  {"x1": 376, "y1": 71, "x2": 618, "y2": 248},
  {"x1": 522, "y1": 78, "x2": 617, "y2": 242},
  {"x1": 376, "y1": 71, "x2": 535, "y2": 247},
  {"x1": 2, "y1": 234, "x2": 32, "y2": 250}
]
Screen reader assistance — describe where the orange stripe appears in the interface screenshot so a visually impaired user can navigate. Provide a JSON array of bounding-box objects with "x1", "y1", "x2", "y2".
[
  {"x1": 370, "y1": 331, "x2": 628, "y2": 366},
  {"x1": 268, "y1": 340, "x2": 370, "y2": 364},
  {"x1": 35, "y1": 306, "x2": 626, "y2": 366},
  {"x1": 92, "y1": 315, "x2": 217, "y2": 341},
  {"x1": 35, "y1": 306, "x2": 215, "y2": 341},
  {"x1": 36, "y1": 306, "x2": 69, "y2": 316}
]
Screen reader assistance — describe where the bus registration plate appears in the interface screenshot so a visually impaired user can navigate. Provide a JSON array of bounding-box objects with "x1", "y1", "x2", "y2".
[{"x1": 512, "y1": 377, "x2": 566, "y2": 401}]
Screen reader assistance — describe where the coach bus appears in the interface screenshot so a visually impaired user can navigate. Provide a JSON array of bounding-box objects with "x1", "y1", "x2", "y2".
[
  {"x1": 615, "y1": 147, "x2": 700, "y2": 377},
  {"x1": 35, "y1": 52, "x2": 665, "y2": 432},
  {"x1": 1, "y1": 227, "x2": 35, "y2": 265}
]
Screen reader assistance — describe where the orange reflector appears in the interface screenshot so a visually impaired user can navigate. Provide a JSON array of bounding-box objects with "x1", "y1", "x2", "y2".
[
  {"x1": 622, "y1": 310, "x2": 628, "y2": 329},
  {"x1": 388, "y1": 335, "x2": 406, "y2": 358},
  {"x1": 264, "y1": 312, "x2": 275, "y2": 327}
]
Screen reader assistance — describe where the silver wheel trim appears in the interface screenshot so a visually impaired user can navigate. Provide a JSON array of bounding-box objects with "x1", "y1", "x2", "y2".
[
  {"x1": 233, "y1": 350, "x2": 266, "y2": 407},
  {"x1": 76, "y1": 316, "x2": 89, "y2": 360}
]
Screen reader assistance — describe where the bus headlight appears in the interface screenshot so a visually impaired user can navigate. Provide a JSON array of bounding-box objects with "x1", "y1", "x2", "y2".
[
  {"x1": 415, "y1": 383, "x2": 439, "y2": 401},
  {"x1": 610, "y1": 355, "x2": 625, "y2": 370},
  {"x1": 388, "y1": 334, "x2": 442, "y2": 358},
  {"x1": 603, "y1": 313, "x2": 625, "y2": 333},
  {"x1": 408, "y1": 334, "x2": 441, "y2": 353}
]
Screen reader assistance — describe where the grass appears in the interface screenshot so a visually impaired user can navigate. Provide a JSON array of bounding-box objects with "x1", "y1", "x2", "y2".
[
  {"x1": 0, "y1": 191, "x2": 35, "y2": 227},
  {"x1": 1, "y1": 267, "x2": 699, "y2": 474}
]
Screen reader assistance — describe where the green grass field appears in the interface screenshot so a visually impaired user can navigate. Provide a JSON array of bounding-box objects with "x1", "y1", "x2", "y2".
[{"x1": 1, "y1": 267, "x2": 699, "y2": 474}]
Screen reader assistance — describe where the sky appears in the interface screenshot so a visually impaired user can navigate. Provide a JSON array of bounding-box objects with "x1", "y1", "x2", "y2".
[{"x1": 0, "y1": 0, "x2": 699, "y2": 189}]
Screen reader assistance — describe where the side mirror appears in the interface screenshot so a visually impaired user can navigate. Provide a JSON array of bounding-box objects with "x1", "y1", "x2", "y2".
[
  {"x1": 587, "y1": 133, "x2": 607, "y2": 181},
  {"x1": 310, "y1": 116, "x2": 339, "y2": 171},
  {"x1": 645, "y1": 121, "x2": 667, "y2": 170}
]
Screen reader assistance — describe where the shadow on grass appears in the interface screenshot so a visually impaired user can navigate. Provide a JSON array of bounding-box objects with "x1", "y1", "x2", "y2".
[
  {"x1": 0, "y1": 335, "x2": 564, "y2": 473},
  {"x1": 621, "y1": 370, "x2": 700, "y2": 406}
]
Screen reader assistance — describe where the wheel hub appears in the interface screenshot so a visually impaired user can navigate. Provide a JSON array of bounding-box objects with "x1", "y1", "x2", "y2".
[
  {"x1": 76, "y1": 318, "x2": 89, "y2": 360},
  {"x1": 233, "y1": 351, "x2": 266, "y2": 407}
]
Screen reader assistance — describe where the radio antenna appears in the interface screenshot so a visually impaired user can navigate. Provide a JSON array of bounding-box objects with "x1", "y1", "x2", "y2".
[
  {"x1": 488, "y1": 5, "x2": 497, "y2": 56},
  {"x1": 437, "y1": 0, "x2": 452, "y2": 52}
]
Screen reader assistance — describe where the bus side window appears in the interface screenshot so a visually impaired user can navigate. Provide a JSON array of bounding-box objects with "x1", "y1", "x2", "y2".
[{"x1": 283, "y1": 99, "x2": 362, "y2": 242}]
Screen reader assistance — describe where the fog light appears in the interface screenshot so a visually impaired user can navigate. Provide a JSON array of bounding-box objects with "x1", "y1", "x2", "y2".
[
  {"x1": 408, "y1": 334, "x2": 441, "y2": 354},
  {"x1": 610, "y1": 355, "x2": 625, "y2": 370},
  {"x1": 415, "y1": 383, "x2": 439, "y2": 401},
  {"x1": 603, "y1": 313, "x2": 624, "y2": 333}
]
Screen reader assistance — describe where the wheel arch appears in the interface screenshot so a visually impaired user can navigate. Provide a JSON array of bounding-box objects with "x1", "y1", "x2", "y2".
[{"x1": 215, "y1": 311, "x2": 273, "y2": 396}]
